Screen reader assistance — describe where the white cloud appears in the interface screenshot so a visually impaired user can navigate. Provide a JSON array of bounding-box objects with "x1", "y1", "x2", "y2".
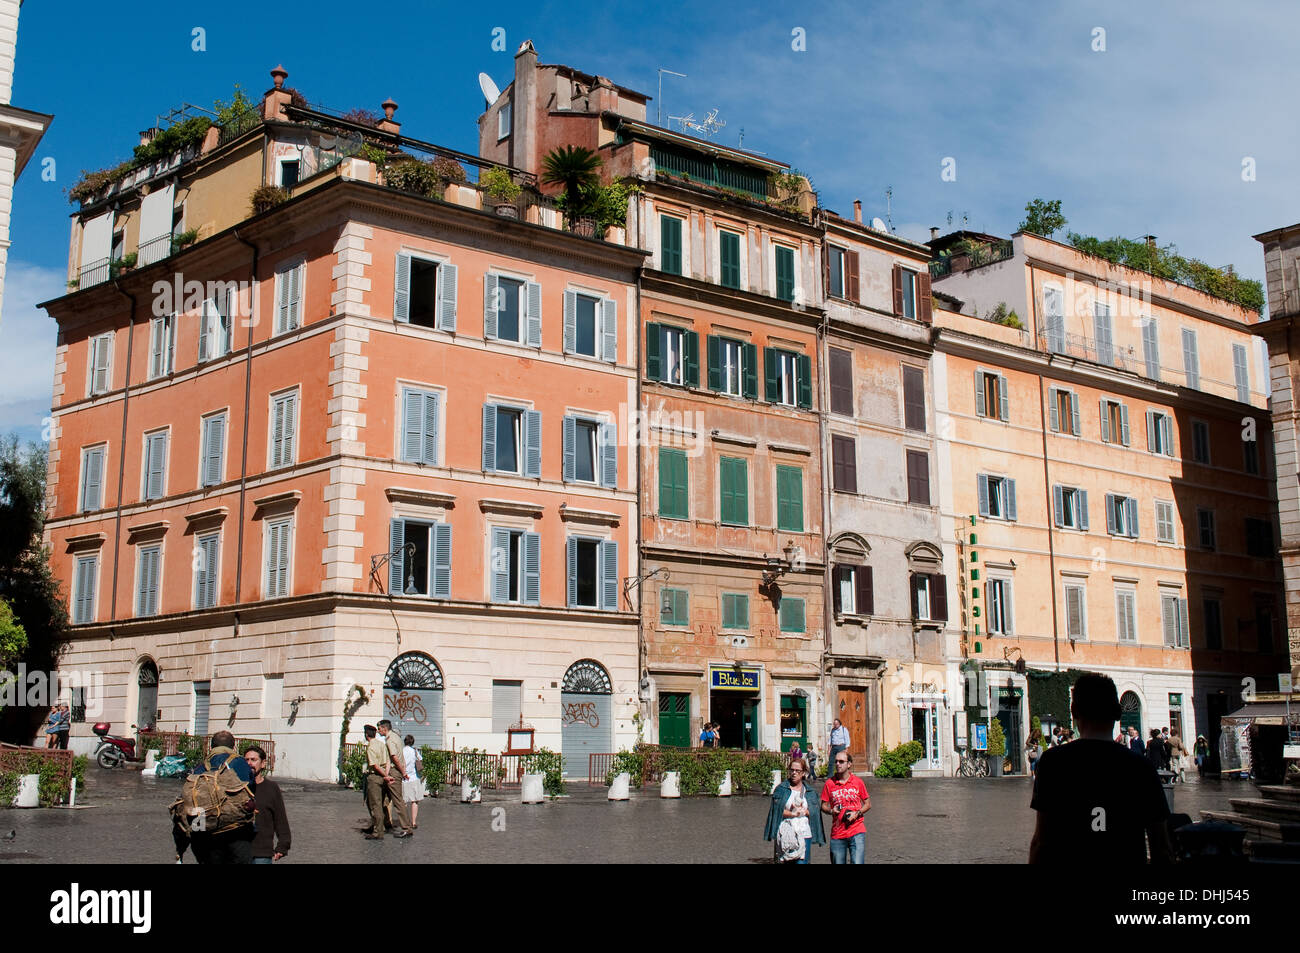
[{"x1": 0, "y1": 259, "x2": 63, "y2": 434}]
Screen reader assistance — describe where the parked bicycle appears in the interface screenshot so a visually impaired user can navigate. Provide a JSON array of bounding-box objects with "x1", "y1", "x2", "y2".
[{"x1": 958, "y1": 747, "x2": 990, "y2": 778}]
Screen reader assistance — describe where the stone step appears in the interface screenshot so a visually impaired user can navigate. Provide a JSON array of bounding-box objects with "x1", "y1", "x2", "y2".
[
  {"x1": 1246, "y1": 839, "x2": 1300, "y2": 863},
  {"x1": 1230, "y1": 798, "x2": 1300, "y2": 823},
  {"x1": 1256, "y1": 785, "x2": 1300, "y2": 803},
  {"x1": 1200, "y1": 810, "x2": 1300, "y2": 842}
]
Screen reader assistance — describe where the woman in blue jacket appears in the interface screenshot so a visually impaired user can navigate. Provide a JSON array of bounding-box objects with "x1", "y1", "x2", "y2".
[{"x1": 763, "y1": 757, "x2": 826, "y2": 863}]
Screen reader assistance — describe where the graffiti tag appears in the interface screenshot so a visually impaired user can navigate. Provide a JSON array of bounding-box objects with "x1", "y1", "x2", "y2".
[
  {"x1": 562, "y1": 701, "x2": 599, "y2": 728},
  {"x1": 385, "y1": 691, "x2": 428, "y2": 724}
]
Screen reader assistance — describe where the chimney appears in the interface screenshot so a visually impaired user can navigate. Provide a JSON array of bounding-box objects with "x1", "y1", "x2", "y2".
[
  {"x1": 1143, "y1": 234, "x2": 1157, "y2": 254},
  {"x1": 930, "y1": 227, "x2": 940, "y2": 242},
  {"x1": 592, "y1": 76, "x2": 620, "y2": 115},
  {"x1": 377, "y1": 98, "x2": 400, "y2": 134},
  {"x1": 138, "y1": 128, "x2": 159, "y2": 147},
  {"x1": 853, "y1": 199, "x2": 862, "y2": 224},
  {"x1": 263, "y1": 64, "x2": 292, "y2": 120},
  {"x1": 513, "y1": 40, "x2": 539, "y2": 173}
]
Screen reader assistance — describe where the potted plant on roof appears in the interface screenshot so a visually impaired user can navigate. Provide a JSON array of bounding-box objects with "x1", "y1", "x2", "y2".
[
  {"x1": 986, "y1": 718, "x2": 1006, "y2": 777},
  {"x1": 430, "y1": 156, "x2": 468, "y2": 201},
  {"x1": 542, "y1": 145, "x2": 603, "y2": 236},
  {"x1": 480, "y1": 165, "x2": 522, "y2": 218}
]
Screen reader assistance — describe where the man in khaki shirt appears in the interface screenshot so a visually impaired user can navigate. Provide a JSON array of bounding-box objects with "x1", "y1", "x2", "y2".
[
  {"x1": 364, "y1": 724, "x2": 410, "y2": 840},
  {"x1": 378, "y1": 719, "x2": 413, "y2": 834}
]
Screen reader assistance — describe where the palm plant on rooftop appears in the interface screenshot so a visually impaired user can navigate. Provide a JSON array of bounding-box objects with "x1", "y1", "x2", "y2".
[{"x1": 541, "y1": 145, "x2": 602, "y2": 226}]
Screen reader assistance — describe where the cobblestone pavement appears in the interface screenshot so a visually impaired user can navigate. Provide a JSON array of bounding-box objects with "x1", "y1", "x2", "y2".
[{"x1": 0, "y1": 768, "x2": 1242, "y2": 864}]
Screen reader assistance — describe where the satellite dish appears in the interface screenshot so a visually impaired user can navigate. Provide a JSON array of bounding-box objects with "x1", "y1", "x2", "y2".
[
  {"x1": 478, "y1": 72, "x2": 502, "y2": 105},
  {"x1": 870, "y1": 217, "x2": 888, "y2": 232}
]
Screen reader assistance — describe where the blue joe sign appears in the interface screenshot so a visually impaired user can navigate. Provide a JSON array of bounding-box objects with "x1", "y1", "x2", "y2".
[{"x1": 710, "y1": 667, "x2": 760, "y2": 691}]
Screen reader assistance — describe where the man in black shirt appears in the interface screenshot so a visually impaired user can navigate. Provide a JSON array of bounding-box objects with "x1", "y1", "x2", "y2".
[
  {"x1": 1030, "y1": 675, "x2": 1171, "y2": 864},
  {"x1": 244, "y1": 745, "x2": 291, "y2": 863}
]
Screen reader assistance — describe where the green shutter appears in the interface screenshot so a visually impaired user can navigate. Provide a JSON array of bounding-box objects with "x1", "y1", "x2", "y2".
[
  {"x1": 764, "y1": 347, "x2": 779, "y2": 402},
  {"x1": 659, "y1": 448, "x2": 688, "y2": 520},
  {"x1": 684, "y1": 330, "x2": 700, "y2": 387},
  {"x1": 722, "y1": 592, "x2": 749, "y2": 629},
  {"x1": 720, "y1": 231, "x2": 740, "y2": 289},
  {"x1": 742, "y1": 342, "x2": 758, "y2": 399},
  {"x1": 796, "y1": 354, "x2": 812, "y2": 409},
  {"x1": 720, "y1": 456, "x2": 748, "y2": 525},
  {"x1": 775, "y1": 245, "x2": 795, "y2": 302},
  {"x1": 661, "y1": 216, "x2": 682, "y2": 275},
  {"x1": 776, "y1": 465, "x2": 804, "y2": 532},
  {"x1": 645, "y1": 322, "x2": 662, "y2": 381},
  {"x1": 707, "y1": 335, "x2": 721, "y2": 391},
  {"x1": 780, "y1": 597, "x2": 806, "y2": 632}
]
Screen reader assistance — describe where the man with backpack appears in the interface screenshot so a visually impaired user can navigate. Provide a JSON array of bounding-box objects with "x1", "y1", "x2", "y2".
[{"x1": 173, "y1": 730, "x2": 257, "y2": 864}]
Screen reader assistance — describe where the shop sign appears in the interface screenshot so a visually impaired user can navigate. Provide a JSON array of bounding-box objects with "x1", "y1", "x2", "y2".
[{"x1": 710, "y1": 666, "x2": 760, "y2": 691}]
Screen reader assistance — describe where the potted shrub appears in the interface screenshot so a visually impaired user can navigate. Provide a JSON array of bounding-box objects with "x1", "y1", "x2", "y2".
[
  {"x1": 480, "y1": 165, "x2": 521, "y2": 218},
  {"x1": 430, "y1": 156, "x2": 468, "y2": 200},
  {"x1": 541, "y1": 145, "x2": 602, "y2": 234},
  {"x1": 986, "y1": 719, "x2": 1007, "y2": 777},
  {"x1": 250, "y1": 184, "x2": 289, "y2": 215}
]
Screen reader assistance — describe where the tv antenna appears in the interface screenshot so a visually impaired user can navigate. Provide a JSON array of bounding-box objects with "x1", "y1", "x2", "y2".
[
  {"x1": 670, "y1": 108, "x2": 726, "y2": 139},
  {"x1": 656, "y1": 67, "x2": 686, "y2": 127},
  {"x1": 885, "y1": 186, "x2": 894, "y2": 232}
]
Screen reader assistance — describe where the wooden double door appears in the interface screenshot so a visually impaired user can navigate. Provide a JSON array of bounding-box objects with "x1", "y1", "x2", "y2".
[{"x1": 836, "y1": 686, "x2": 870, "y2": 759}]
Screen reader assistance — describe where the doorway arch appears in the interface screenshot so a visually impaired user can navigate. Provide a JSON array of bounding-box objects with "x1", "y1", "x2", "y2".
[
  {"x1": 561, "y1": 659, "x2": 613, "y2": 778},
  {"x1": 383, "y1": 653, "x2": 445, "y2": 750},
  {"x1": 1119, "y1": 690, "x2": 1143, "y2": 739}
]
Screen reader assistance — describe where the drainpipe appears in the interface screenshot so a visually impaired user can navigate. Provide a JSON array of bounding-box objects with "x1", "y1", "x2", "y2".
[
  {"x1": 1030, "y1": 268, "x2": 1061, "y2": 670},
  {"x1": 815, "y1": 236, "x2": 834, "y2": 752},
  {"x1": 632, "y1": 195, "x2": 648, "y2": 729},
  {"x1": 230, "y1": 228, "x2": 259, "y2": 606},
  {"x1": 107, "y1": 280, "x2": 138, "y2": 621}
]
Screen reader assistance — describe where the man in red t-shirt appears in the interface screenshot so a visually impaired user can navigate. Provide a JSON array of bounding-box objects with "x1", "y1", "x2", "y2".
[{"x1": 820, "y1": 750, "x2": 870, "y2": 863}]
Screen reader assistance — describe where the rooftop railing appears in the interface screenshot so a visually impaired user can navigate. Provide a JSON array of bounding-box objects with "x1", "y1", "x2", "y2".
[{"x1": 930, "y1": 239, "x2": 1015, "y2": 278}]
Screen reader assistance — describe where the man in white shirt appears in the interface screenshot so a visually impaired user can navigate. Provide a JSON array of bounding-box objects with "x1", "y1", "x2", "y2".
[{"x1": 829, "y1": 719, "x2": 850, "y2": 770}]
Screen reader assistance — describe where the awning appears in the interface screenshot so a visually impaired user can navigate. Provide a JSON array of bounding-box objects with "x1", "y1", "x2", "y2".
[{"x1": 1222, "y1": 700, "x2": 1297, "y2": 726}]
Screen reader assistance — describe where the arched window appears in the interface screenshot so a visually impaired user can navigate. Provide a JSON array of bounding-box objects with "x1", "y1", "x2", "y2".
[
  {"x1": 562, "y1": 659, "x2": 612, "y2": 695},
  {"x1": 384, "y1": 652, "x2": 444, "y2": 691}
]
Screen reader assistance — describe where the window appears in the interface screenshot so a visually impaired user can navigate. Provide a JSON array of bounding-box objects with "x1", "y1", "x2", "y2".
[
  {"x1": 718, "y1": 230, "x2": 741, "y2": 289},
  {"x1": 1048, "y1": 387, "x2": 1080, "y2": 435},
  {"x1": 88, "y1": 332, "x2": 113, "y2": 395},
  {"x1": 987, "y1": 578, "x2": 1013, "y2": 635},
  {"x1": 1052, "y1": 485, "x2": 1089, "y2": 530},
  {"x1": 200, "y1": 413, "x2": 227, "y2": 488},
  {"x1": 278, "y1": 158, "x2": 300, "y2": 187},
  {"x1": 274, "y1": 261, "x2": 303, "y2": 334},
  {"x1": 765, "y1": 347, "x2": 811, "y2": 408},
  {"x1": 563, "y1": 415, "x2": 616, "y2": 487},
  {"x1": 269, "y1": 392, "x2": 298, "y2": 469},
  {"x1": 1244, "y1": 438, "x2": 1259, "y2": 475},
  {"x1": 497, "y1": 101, "x2": 512, "y2": 140},
  {"x1": 658, "y1": 447, "x2": 689, "y2": 520},
  {"x1": 1115, "y1": 587, "x2": 1137, "y2": 643},
  {"x1": 832, "y1": 565, "x2": 874, "y2": 616},
  {"x1": 660, "y1": 587, "x2": 689, "y2": 626},
  {"x1": 1141, "y1": 316, "x2": 1160, "y2": 380},
  {"x1": 911, "y1": 573, "x2": 948, "y2": 622},
  {"x1": 395, "y1": 253, "x2": 456, "y2": 330},
  {"x1": 1146, "y1": 410, "x2": 1174, "y2": 456},
  {"x1": 73, "y1": 555, "x2": 98, "y2": 625},
  {"x1": 567, "y1": 537, "x2": 618, "y2": 610},
  {"x1": 199, "y1": 288, "x2": 235, "y2": 361},
  {"x1": 1191, "y1": 420, "x2": 1210, "y2": 464},
  {"x1": 1202, "y1": 596, "x2": 1223, "y2": 650},
  {"x1": 707, "y1": 335, "x2": 755, "y2": 398},
  {"x1": 977, "y1": 474, "x2": 1017, "y2": 521},
  {"x1": 80, "y1": 445, "x2": 105, "y2": 512},
  {"x1": 1064, "y1": 583, "x2": 1088, "y2": 640},
  {"x1": 722, "y1": 592, "x2": 750, "y2": 629},
  {"x1": 974, "y1": 370, "x2": 1009, "y2": 421},
  {"x1": 1197, "y1": 508, "x2": 1216, "y2": 551},
  {"x1": 193, "y1": 533, "x2": 220, "y2": 609},
  {"x1": 490, "y1": 275, "x2": 526, "y2": 343},
  {"x1": 148, "y1": 314, "x2": 176, "y2": 379},
  {"x1": 482, "y1": 404, "x2": 540, "y2": 477},
  {"x1": 1155, "y1": 500, "x2": 1176, "y2": 543},
  {"x1": 264, "y1": 518, "x2": 292, "y2": 598},
  {"x1": 1161, "y1": 592, "x2": 1190, "y2": 648},
  {"x1": 171, "y1": 205, "x2": 185, "y2": 240},
  {"x1": 388, "y1": 518, "x2": 453, "y2": 598},
  {"x1": 1255, "y1": 600, "x2": 1275, "y2": 654},
  {"x1": 1182, "y1": 328, "x2": 1199, "y2": 389},
  {"x1": 1233, "y1": 343, "x2": 1250, "y2": 403},
  {"x1": 1105, "y1": 494, "x2": 1139, "y2": 538},
  {"x1": 831, "y1": 435, "x2": 857, "y2": 493},
  {"x1": 143, "y1": 430, "x2": 168, "y2": 501},
  {"x1": 489, "y1": 528, "x2": 540, "y2": 605},
  {"x1": 774, "y1": 244, "x2": 796, "y2": 302},
  {"x1": 719, "y1": 456, "x2": 749, "y2": 526},
  {"x1": 660, "y1": 215, "x2": 683, "y2": 275},
  {"x1": 564, "y1": 290, "x2": 615, "y2": 360},
  {"x1": 898, "y1": 267, "x2": 918, "y2": 320},
  {"x1": 906, "y1": 450, "x2": 930, "y2": 506},
  {"x1": 1093, "y1": 301, "x2": 1114, "y2": 366},
  {"x1": 1044, "y1": 286, "x2": 1065, "y2": 353},
  {"x1": 776, "y1": 465, "x2": 804, "y2": 531},
  {"x1": 400, "y1": 388, "x2": 441, "y2": 466},
  {"x1": 646, "y1": 323, "x2": 699, "y2": 387},
  {"x1": 1245, "y1": 517, "x2": 1274, "y2": 558},
  {"x1": 903, "y1": 366, "x2": 926, "y2": 432},
  {"x1": 492, "y1": 680, "x2": 522, "y2": 733},
  {"x1": 829, "y1": 348, "x2": 853, "y2": 416},
  {"x1": 135, "y1": 544, "x2": 161, "y2": 617},
  {"x1": 1099, "y1": 399, "x2": 1130, "y2": 445},
  {"x1": 779, "y1": 597, "x2": 806, "y2": 633},
  {"x1": 828, "y1": 246, "x2": 846, "y2": 299},
  {"x1": 111, "y1": 229, "x2": 126, "y2": 262}
]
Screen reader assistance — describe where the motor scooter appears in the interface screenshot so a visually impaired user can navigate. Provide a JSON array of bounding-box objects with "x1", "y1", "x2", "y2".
[{"x1": 91, "y1": 722, "x2": 140, "y2": 768}]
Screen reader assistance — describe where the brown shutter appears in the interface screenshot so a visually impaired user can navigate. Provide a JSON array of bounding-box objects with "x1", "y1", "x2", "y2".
[
  {"x1": 931, "y1": 573, "x2": 948, "y2": 621},
  {"x1": 892, "y1": 264, "x2": 904, "y2": 316},
  {"x1": 918, "y1": 269, "x2": 933, "y2": 324},
  {"x1": 829, "y1": 347, "x2": 853, "y2": 416},
  {"x1": 832, "y1": 435, "x2": 857, "y2": 493},
  {"x1": 903, "y1": 366, "x2": 926, "y2": 431},
  {"x1": 847, "y1": 250, "x2": 861, "y2": 304},
  {"x1": 907, "y1": 450, "x2": 930, "y2": 505},
  {"x1": 857, "y1": 565, "x2": 874, "y2": 616},
  {"x1": 831, "y1": 565, "x2": 844, "y2": 614}
]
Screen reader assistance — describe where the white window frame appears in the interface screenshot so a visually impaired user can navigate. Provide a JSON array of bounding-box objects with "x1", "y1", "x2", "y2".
[
  {"x1": 1197, "y1": 508, "x2": 1217, "y2": 551},
  {"x1": 1148, "y1": 410, "x2": 1174, "y2": 456},
  {"x1": 987, "y1": 475, "x2": 1008, "y2": 519},
  {"x1": 899, "y1": 267, "x2": 918, "y2": 320},
  {"x1": 488, "y1": 272, "x2": 531, "y2": 345},
  {"x1": 1056, "y1": 485, "x2": 1086, "y2": 530},
  {"x1": 87, "y1": 332, "x2": 114, "y2": 396},
  {"x1": 719, "y1": 337, "x2": 744, "y2": 397},
  {"x1": 986, "y1": 576, "x2": 1013, "y2": 636},
  {"x1": 199, "y1": 287, "x2": 236, "y2": 362},
  {"x1": 141, "y1": 429, "x2": 169, "y2": 501},
  {"x1": 72, "y1": 554, "x2": 99, "y2": 625},
  {"x1": 497, "y1": 100, "x2": 512, "y2": 140},
  {"x1": 493, "y1": 404, "x2": 524, "y2": 476},
  {"x1": 268, "y1": 389, "x2": 299, "y2": 470},
  {"x1": 1161, "y1": 590, "x2": 1190, "y2": 649},
  {"x1": 264, "y1": 517, "x2": 293, "y2": 599},
  {"x1": 1107, "y1": 493, "x2": 1138, "y2": 539},
  {"x1": 80, "y1": 444, "x2": 106, "y2": 513},
  {"x1": 1155, "y1": 500, "x2": 1176, "y2": 544},
  {"x1": 148, "y1": 314, "x2": 176, "y2": 380},
  {"x1": 912, "y1": 574, "x2": 932, "y2": 622},
  {"x1": 1191, "y1": 419, "x2": 1211, "y2": 464},
  {"x1": 828, "y1": 245, "x2": 847, "y2": 299},
  {"x1": 273, "y1": 260, "x2": 304, "y2": 335},
  {"x1": 1115, "y1": 586, "x2": 1138, "y2": 643},
  {"x1": 564, "y1": 287, "x2": 615, "y2": 361},
  {"x1": 276, "y1": 156, "x2": 302, "y2": 188},
  {"x1": 193, "y1": 531, "x2": 221, "y2": 610},
  {"x1": 662, "y1": 326, "x2": 686, "y2": 386},
  {"x1": 1064, "y1": 581, "x2": 1088, "y2": 641},
  {"x1": 774, "y1": 349, "x2": 800, "y2": 407}
]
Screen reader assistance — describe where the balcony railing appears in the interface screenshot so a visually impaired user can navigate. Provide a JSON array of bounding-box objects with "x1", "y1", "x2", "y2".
[
  {"x1": 217, "y1": 105, "x2": 263, "y2": 146},
  {"x1": 930, "y1": 239, "x2": 1015, "y2": 278},
  {"x1": 79, "y1": 257, "x2": 110, "y2": 289},
  {"x1": 137, "y1": 234, "x2": 172, "y2": 267},
  {"x1": 1037, "y1": 330, "x2": 1140, "y2": 373}
]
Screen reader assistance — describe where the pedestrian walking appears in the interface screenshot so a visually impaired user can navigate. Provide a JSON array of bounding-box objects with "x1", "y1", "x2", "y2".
[
  {"x1": 763, "y1": 757, "x2": 824, "y2": 863},
  {"x1": 402, "y1": 734, "x2": 425, "y2": 829},
  {"x1": 828, "y1": 718, "x2": 850, "y2": 769},
  {"x1": 820, "y1": 751, "x2": 869, "y2": 864},
  {"x1": 377, "y1": 720, "x2": 414, "y2": 836},
  {"x1": 1194, "y1": 735, "x2": 1210, "y2": 777},
  {"x1": 1127, "y1": 726, "x2": 1145, "y2": 755},
  {"x1": 1029, "y1": 674, "x2": 1171, "y2": 864},
  {"x1": 187, "y1": 730, "x2": 256, "y2": 864},
  {"x1": 1145, "y1": 729, "x2": 1165, "y2": 772},
  {"x1": 244, "y1": 745, "x2": 291, "y2": 863},
  {"x1": 1168, "y1": 731, "x2": 1188, "y2": 782},
  {"x1": 1026, "y1": 730, "x2": 1043, "y2": 776},
  {"x1": 364, "y1": 725, "x2": 409, "y2": 840}
]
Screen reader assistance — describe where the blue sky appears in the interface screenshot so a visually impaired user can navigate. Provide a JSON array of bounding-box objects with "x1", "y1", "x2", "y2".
[{"x1": 2, "y1": 0, "x2": 1297, "y2": 443}]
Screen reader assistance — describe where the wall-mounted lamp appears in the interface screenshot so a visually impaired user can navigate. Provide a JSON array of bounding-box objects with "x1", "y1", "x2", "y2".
[
  {"x1": 288, "y1": 695, "x2": 305, "y2": 725},
  {"x1": 370, "y1": 542, "x2": 418, "y2": 594},
  {"x1": 1003, "y1": 646, "x2": 1027, "y2": 675},
  {"x1": 761, "y1": 541, "x2": 799, "y2": 587},
  {"x1": 227, "y1": 694, "x2": 241, "y2": 727}
]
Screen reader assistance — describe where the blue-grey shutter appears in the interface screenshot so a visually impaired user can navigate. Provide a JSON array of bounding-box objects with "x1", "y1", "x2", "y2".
[
  {"x1": 1119, "y1": 404, "x2": 1130, "y2": 445},
  {"x1": 1006, "y1": 479, "x2": 1017, "y2": 521},
  {"x1": 563, "y1": 290, "x2": 576, "y2": 353},
  {"x1": 422, "y1": 392, "x2": 439, "y2": 466},
  {"x1": 998, "y1": 374, "x2": 1009, "y2": 422},
  {"x1": 974, "y1": 371, "x2": 986, "y2": 418},
  {"x1": 1126, "y1": 497, "x2": 1139, "y2": 538},
  {"x1": 524, "y1": 409, "x2": 542, "y2": 477},
  {"x1": 198, "y1": 299, "x2": 212, "y2": 361},
  {"x1": 523, "y1": 532, "x2": 541, "y2": 605},
  {"x1": 432, "y1": 522, "x2": 452, "y2": 598},
  {"x1": 599, "y1": 539, "x2": 618, "y2": 611},
  {"x1": 1233, "y1": 343, "x2": 1249, "y2": 403},
  {"x1": 977, "y1": 474, "x2": 989, "y2": 517},
  {"x1": 399, "y1": 390, "x2": 419, "y2": 464},
  {"x1": 1161, "y1": 415, "x2": 1172, "y2": 457},
  {"x1": 481, "y1": 404, "x2": 496, "y2": 472},
  {"x1": 526, "y1": 280, "x2": 542, "y2": 347},
  {"x1": 1146, "y1": 410, "x2": 1156, "y2": 452},
  {"x1": 1048, "y1": 388, "x2": 1059, "y2": 432},
  {"x1": 203, "y1": 535, "x2": 219, "y2": 608},
  {"x1": 1070, "y1": 392, "x2": 1080, "y2": 436},
  {"x1": 566, "y1": 537, "x2": 578, "y2": 607},
  {"x1": 146, "y1": 433, "x2": 166, "y2": 499},
  {"x1": 203, "y1": 415, "x2": 225, "y2": 487},
  {"x1": 562, "y1": 415, "x2": 576, "y2": 481},
  {"x1": 1099, "y1": 399, "x2": 1111, "y2": 443},
  {"x1": 490, "y1": 527, "x2": 510, "y2": 602},
  {"x1": 394, "y1": 253, "x2": 411, "y2": 323},
  {"x1": 599, "y1": 421, "x2": 617, "y2": 488},
  {"x1": 1178, "y1": 598, "x2": 1189, "y2": 647},
  {"x1": 83, "y1": 448, "x2": 103, "y2": 511},
  {"x1": 1078, "y1": 490, "x2": 1089, "y2": 531},
  {"x1": 601, "y1": 298, "x2": 617, "y2": 362},
  {"x1": 1105, "y1": 494, "x2": 1117, "y2": 535},
  {"x1": 1182, "y1": 329, "x2": 1199, "y2": 388},
  {"x1": 1053, "y1": 485, "x2": 1064, "y2": 527},
  {"x1": 389, "y1": 519, "x2": 405, "y2": 594},
  {"x1": 288, "y1": 264, "x2": 302, "y2": 330},
  {"x1": 483, "y1": 273, "x2": 498, "y2": 339},
  {"x1": 438, "y1": 262, "x2": 457, "y2": 331},
  {"x1": 1094, "y1": 304, "x2": 1113, "y2": 365},
  {"x1": 1143, "y1": 317, "x2": 1160, "y2": 379}
]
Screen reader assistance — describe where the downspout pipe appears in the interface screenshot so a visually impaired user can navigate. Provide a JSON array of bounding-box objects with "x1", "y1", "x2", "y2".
[
  {"x1": 107, "y1": 280, "x2": 137, "y2": 621},
  {"x1": 230, "y1": 228, "x2": 259, "y2": 606},
  {"x1": 1030, "y1": 269, "x2": 1062, "y2": 671}
]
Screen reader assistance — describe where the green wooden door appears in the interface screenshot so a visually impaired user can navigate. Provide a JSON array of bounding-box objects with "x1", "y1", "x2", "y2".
[{"x1": 658, "y1": 692, "x2": 691, "y2": 748}]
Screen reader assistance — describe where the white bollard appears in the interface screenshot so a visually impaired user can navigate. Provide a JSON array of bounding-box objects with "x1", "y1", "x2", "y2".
[
  {"x1": 770, "y1": 770, "x2": 782, "y2": 794},
  {"x1": 718, "y1": 770, "x2": 732, "y2": 797},
  {"x1": 608, "y1": 771, "x2": 631, "y2": 801},
  {"x1": 660, "y1": 770, "x2": 681, "y2": 798},
  {"x1": 520, "y1": 773, "x2": 545, "y2": 804},
  {"x1": 461, "y1": 778, "x2": 482, "y2": 803},
  {"x1": 68, "y1": 778, "x2": 77, "y2": 809},
  {"x1": 143, "y1": 749, "x2": 160, "y2": 770},
  {"x1": 14, "y1": 774, "x2": 39, "y2": 808}
]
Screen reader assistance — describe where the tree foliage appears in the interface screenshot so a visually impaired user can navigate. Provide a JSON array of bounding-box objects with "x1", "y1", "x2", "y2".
[{"x1": 1018, "y1": 198, "x2": 1067, "y2": 238}]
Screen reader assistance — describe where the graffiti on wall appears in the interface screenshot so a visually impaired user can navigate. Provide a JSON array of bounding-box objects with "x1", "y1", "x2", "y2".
[
  {"x1": 385, "y1": 690, "x2": 428, "y2": 725},
  {"x1": 562, "y1": 701, "x2": 600, "y2": 728}
]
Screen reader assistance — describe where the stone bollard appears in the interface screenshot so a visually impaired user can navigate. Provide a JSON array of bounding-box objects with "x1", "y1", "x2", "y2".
[
  {"x1": 14, "y1": 774, "x2": 39, "y2": 808},
  {"x1": 461, "y1": 778, "x2": 482, "y2": 803},
  {"x1": 608, "y1": 772, "x2": 631, "y2": 801},
  {"x1": 660, "y1": 771, "x2": 681, "y2": 798},
  {"x1": 770, "y1": 770, "x2": 782, "y2": 794},
  {"x1": 718, "y1": 770, "x2": 732, "y2": 797},
  {"x1": 143, "y1": 749, "x2": 160, "y2": 770},
  {"x1": 520, "y1": 773, "x2": 545, "y2": 804}
]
